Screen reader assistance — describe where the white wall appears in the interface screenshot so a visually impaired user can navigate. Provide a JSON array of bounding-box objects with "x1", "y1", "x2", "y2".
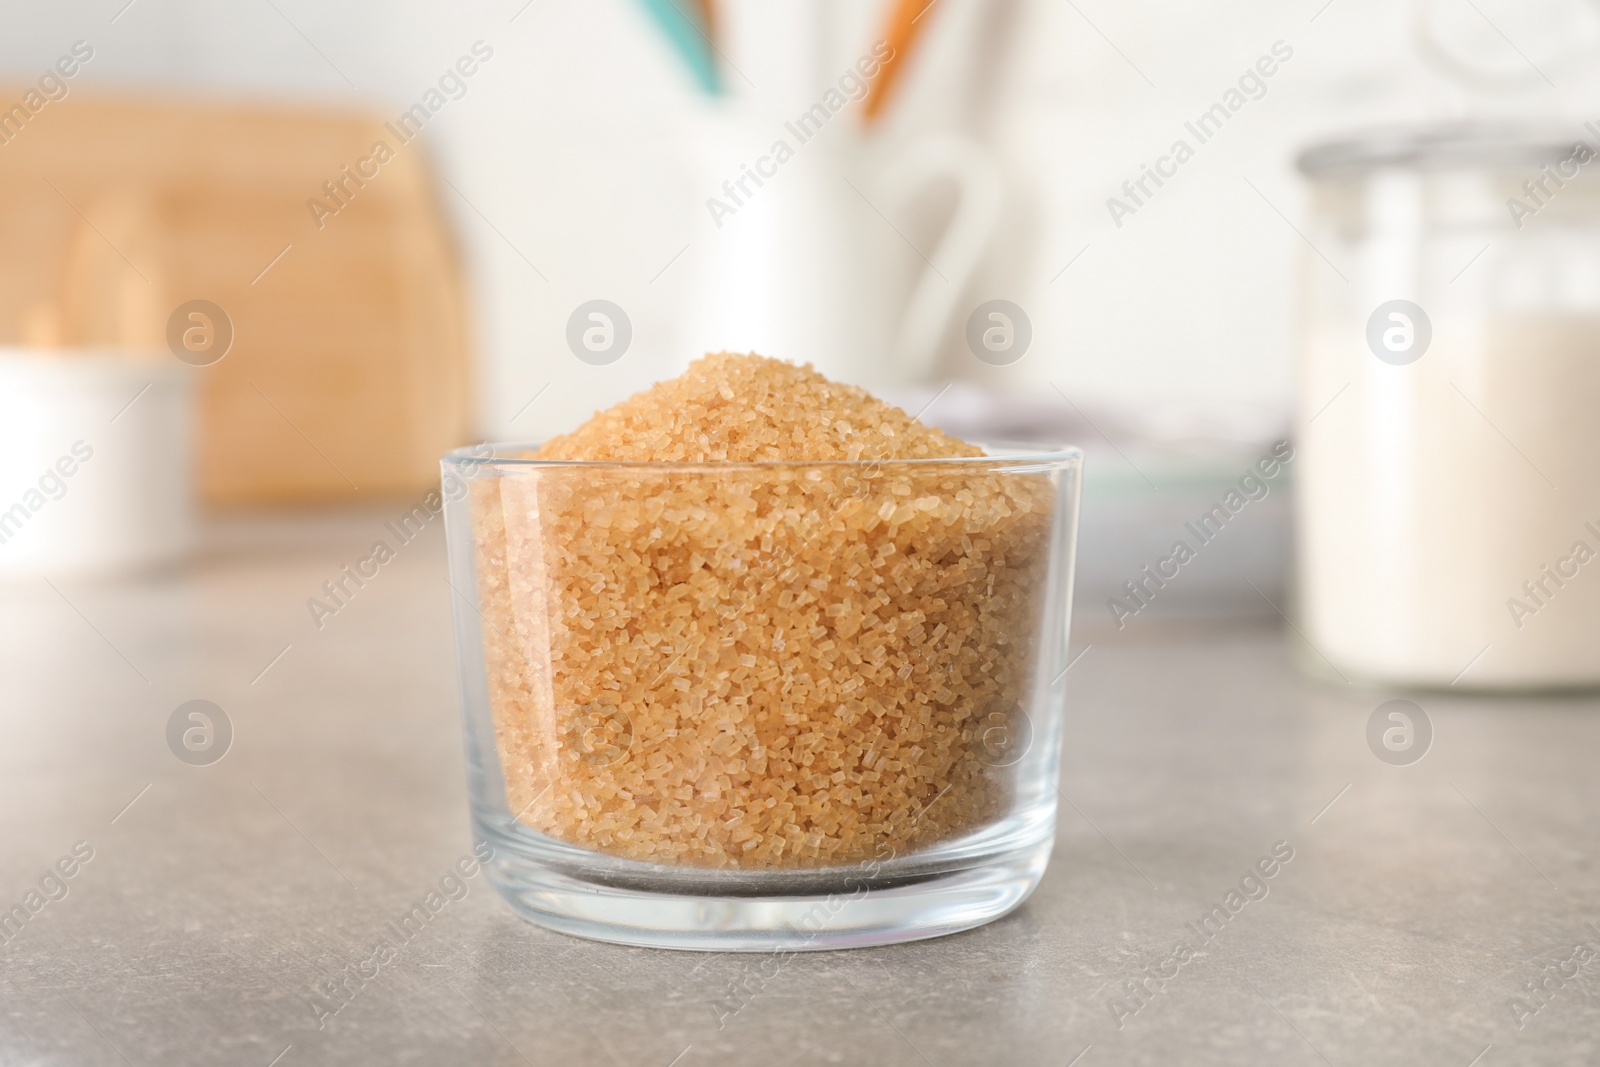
[{"x1": 3, "y1": 0, "x2": 1597, "y2": 440}]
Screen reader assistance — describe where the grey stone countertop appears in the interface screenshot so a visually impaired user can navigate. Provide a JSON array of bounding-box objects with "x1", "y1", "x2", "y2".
[{"x1": 1, "y1": 509, "x2": 1596, "y2": 1067}]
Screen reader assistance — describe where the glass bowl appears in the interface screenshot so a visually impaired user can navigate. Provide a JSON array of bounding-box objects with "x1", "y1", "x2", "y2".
[{"x1": 442, "y1": 442, "x2": 1082, "y2": 950}]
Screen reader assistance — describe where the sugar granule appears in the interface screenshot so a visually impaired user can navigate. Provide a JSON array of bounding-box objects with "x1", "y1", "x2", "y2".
[{"x1": 471, "y1": 353, "x2": 1052, "y2": 868}]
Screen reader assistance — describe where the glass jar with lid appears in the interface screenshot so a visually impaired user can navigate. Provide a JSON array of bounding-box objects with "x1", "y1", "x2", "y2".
[{"x1": 1296, "y1": 125, "x2": 1600, "y2": 688}]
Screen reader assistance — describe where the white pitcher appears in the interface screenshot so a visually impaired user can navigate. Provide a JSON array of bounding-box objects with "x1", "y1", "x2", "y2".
[{"x1": 683, "y1": 107, "x2": 1002, "y2": 391}]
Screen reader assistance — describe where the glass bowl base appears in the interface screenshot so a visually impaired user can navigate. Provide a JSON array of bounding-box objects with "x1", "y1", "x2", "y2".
[{"x1": 475, "y1": 814, "x2": 1052, "y2": 952}]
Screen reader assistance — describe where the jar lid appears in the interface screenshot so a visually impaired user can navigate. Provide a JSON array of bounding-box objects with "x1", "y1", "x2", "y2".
[{"x1": 1297, "y1": 123, "x2": 1587, "y2": 176}]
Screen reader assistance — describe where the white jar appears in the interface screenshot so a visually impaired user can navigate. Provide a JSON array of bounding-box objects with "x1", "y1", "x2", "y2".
[
  {"x1": 0, "y1": 351, "x2": 195, "y2": 578},
  {"x1": 1296, "y1": 125, "x2": 1600, "y2": 689}
]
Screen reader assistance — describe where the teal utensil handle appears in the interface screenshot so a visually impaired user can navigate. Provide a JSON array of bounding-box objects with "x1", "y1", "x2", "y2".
[{"x1": 636, "y1": 0, "x2": 720, "y2": 94}]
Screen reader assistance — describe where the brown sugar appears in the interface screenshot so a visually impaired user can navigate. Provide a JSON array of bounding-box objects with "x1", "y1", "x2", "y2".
[{"x1": 470, "y1": 353, "x2": 1053, "y2": 868}]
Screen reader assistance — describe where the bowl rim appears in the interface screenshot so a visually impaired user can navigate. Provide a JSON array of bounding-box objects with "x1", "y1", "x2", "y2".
[
  {"x1": 441, "y1": 440, "x2": 1084, "y2": 471},
  {"x1": 1296, "y1": 122, "x2": 1588, "y2": 176}
]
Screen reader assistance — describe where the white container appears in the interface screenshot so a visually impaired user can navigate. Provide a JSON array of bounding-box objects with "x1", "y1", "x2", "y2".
[
  {"x1": 0, "y1": 350, "x2": 195, "y2": 578},
  {"x1": 683, "y1": 109, "x2": 1001, "y2": 392},
  {"x1": 1296, "y1": 126, "x2": 1600, "y2": 689}
]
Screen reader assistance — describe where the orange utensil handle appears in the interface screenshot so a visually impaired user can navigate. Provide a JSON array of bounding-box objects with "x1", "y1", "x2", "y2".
[{"x1": 863, "y1": 0, "x2": 940, "y2": 123}]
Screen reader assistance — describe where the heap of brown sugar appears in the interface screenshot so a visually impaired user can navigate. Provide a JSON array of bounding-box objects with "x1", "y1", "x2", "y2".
[
  {"x1": 472, "y1": 353, "x2": 1052, "y2": 868},
  {"x1": 536, "y1": 352, "x2": 984, "y2": 463}
]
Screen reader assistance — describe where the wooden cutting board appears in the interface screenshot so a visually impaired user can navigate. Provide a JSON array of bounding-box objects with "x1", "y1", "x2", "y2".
[{"x1": 0, "y1": 91, "x2": 472, "y2": 504}]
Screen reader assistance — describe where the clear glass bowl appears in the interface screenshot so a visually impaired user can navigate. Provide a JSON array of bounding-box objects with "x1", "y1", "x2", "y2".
[{"x1": 442, "y1": 442, "x2": 1082, "y2": 950}]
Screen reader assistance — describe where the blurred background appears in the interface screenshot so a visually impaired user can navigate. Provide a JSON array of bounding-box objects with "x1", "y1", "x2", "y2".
[
  {"x1": 8, "y1": 8, "x2": 1600, "y2": 1060},
  {"x1": 4, "y1": 0, "x2": 1600, "y2": 640}
]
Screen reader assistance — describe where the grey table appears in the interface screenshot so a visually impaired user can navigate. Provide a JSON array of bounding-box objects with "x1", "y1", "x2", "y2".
[{"x1": 2, "y1": 510, "x2": 1596, "y2": 1066}]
